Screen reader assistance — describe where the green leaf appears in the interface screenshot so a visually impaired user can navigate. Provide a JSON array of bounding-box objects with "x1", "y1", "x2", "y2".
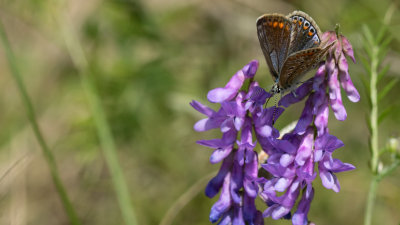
[
  {"x1": 378, "y1": 79, "x2": 398, "y2": 101},
  {"x1": 378, "y1": 105, "x2": 395, "y2": 124},
  {"x1": 377, "y1": 64, "x2": 391, "y2": 83},
  {"x1": 361, "y1": 40, "x2": 373, "y2": 59},
  {"x1": 359, "y1": 55, "x2": 372, "y2": 75},
  {"x1": 376, "y1": 25, "x2": 388, "y2": 44},
  {"x1": 362, "y1": 25, "x2": 375, "y2": 45},
  {"x1": 360, "y1": 75, "x2": 371, "y2": 108},
  {"x1": 377, "y1": 47, "x2": 389, "y2": 66},
  {"x1": 379, "y1": 36, "x2": 392, "y2": 51}
]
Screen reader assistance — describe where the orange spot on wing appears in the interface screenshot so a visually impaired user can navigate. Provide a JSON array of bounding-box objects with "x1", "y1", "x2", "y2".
[
  {"x1": 308, "y1": 31, "x2": 313, "y2": 36},
  {"x1": 299, "y1": 21, "x2": 302, "y2": 26},
  {"x1": 279, "y1": 22, "x2": 284, "y2": 29},
  {"x1": 268, "y1": 22, "x2": 272, "y2": 26},
  {"x1": 273, "y1": 21, "x2": 278, "y2": 28},
  {"x1": 293, "y1": 19, "x2": 297, "y2": 23},
  {"x1": 303, "y1": 25, "x2": 309, "y2": 30},
  {"x1": 285, "y1": 25, "x2": 290, "y2": 31}
]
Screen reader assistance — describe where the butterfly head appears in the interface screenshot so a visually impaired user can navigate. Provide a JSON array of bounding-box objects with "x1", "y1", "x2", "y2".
[{"x1": 270, "y1": 83, "x2": 283, "y2": 95}]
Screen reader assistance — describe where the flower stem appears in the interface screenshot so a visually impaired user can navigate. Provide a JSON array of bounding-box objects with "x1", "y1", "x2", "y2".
[
  {"x1": 364, "y1": 177, "x2": 378, "y2": 225},
  {"x1": 369, "y1": 45, "x2": 379, "y2": 174},
  {"x1": 57, "y1": 10, "x2": 138, "y2": 225},
  {"x1": 0, "y1": 20, "x2": 82, "y2": 225},
  {"x1": 364, "y1": 43, "x2": 379, "y2": 225}
]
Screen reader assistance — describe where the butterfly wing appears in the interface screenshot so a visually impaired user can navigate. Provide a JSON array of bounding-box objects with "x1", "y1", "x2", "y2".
[
  {"x1": 279, "y1": 42, "x2": 334, "y2": 90},
  {"x1": 256, "y1": 14, "x2": 292, "y2": 81},
  {"x1": 286, "y1": 11, "x2": 322, "y2": 55}
]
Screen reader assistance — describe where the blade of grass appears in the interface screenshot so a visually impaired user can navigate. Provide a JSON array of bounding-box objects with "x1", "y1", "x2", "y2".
[
  {"x1": 0, "y1": 20, "x2": 82, "y2": 225},
  {"x1": 159, "y1": 172, "x2": 216, "y2": 225},
  {"x1": 55, "y1": 7, "x2": 138, "y2": 225}
]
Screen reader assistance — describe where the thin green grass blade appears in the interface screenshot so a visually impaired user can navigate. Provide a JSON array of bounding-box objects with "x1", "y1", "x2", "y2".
[
  {"x1": 0, "y1": 20, "x2": 82, "y2": 225},
  {"x1": 57, "y1": 9, "x2": 138, "y2": 225}
]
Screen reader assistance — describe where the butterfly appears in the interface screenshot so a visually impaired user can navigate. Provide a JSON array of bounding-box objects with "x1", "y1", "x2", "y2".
[{"x1": 256, "y1": 11, "x2": 334, "y2": 95}]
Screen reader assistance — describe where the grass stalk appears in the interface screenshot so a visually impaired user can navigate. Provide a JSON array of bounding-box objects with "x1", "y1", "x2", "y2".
[
  {"x1": 0, "y1": 20, "x2": 82, "y2": 225},
  {"x1": 56, "y1": 9, "x2": 138, "y2": 225}
]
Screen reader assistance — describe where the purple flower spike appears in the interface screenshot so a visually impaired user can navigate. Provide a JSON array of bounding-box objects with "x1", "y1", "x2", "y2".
[
  {"x1": 322, "y1": 31, "x2": 360, "y2": 113},
  {"x1": 192, "y1": 60, "x2": 263, "y2": 225},
  {"x1": 193, "y1": 31, "x2": 358, "y2": 223}
]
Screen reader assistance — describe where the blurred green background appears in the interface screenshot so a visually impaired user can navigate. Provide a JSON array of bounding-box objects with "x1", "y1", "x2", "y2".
[{"x1": 0, "y1": 0, "x2": 399, "y2": 224}]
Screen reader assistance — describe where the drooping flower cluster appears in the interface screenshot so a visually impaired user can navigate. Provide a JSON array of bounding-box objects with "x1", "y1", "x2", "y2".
[
  {"x1": 191, "y1": 31, "x2": 359, "y2": 225},
  {"x1": 258, "y1": 31, "x2": 359, "y2": 224}
]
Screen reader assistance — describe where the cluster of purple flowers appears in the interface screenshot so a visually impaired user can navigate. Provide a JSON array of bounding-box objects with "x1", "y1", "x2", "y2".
[{"x1": 191, "y1": 31, "x2": 359, "y2": 225}]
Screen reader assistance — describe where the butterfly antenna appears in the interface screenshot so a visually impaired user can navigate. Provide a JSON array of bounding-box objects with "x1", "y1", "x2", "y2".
[
  {"x1": 264, "y1": 85, "x2": 275, "y2": 108},
  {"x1": 264, "y1": 95, "x2": 272, "y2": 108}
]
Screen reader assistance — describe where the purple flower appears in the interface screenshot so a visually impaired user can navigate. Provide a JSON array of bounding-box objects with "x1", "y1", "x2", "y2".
[
  {"x1": 257, "y1": 31, "x2": 358, "y2": 223},
  {"x1": 192, "y1": 60, "x2": 263, "y2": 225},
  {"x1": 323, "y1": 31, "x2": 360, "y2": 105},
  {"x1": 192, "y1": 31, "x2": 358, "y2": 225}
]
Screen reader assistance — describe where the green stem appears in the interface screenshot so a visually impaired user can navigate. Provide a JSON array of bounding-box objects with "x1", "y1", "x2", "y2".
[
  {"x1": 364, "y1": 177, "x2": 379, "y2": 225},
  {"x1": 0, "y1": 20, "x2": 82, "y2": 225},
  {"x1": 57, "y1": 10, "x2": 138, "y2": 225},
  {"x1": 370, "y1": 45, "x2": 379, "y2": 174},
  {"x1": 364, "y1": 43, "x2": 379, "y2": 225},
  {"x1": 365, "y1": 160, "x2": 400, "y2": 225}
]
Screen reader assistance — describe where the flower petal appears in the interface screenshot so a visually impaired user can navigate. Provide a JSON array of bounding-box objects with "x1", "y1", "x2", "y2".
[
  {"x1": 340, "y1": 35, "x2": 356, "y2": 63},
  {"x1": 230, "y1": 161, "x2": 244, "y2": 204},
  {"x1": 329, "y1": 67, "x2": 347, "y2": 120},
  {"x1": 292, "y1": 186, "x2": 314, "y2": 225},
  {"x1": 339, "y1": 69, "x2": 360, "y2": 102},
  {"x1": 205, "y1": 154, "x2": 234, "y2": 198},
  {"x1": 242, "y1": 60, "x2": 259, "y2": 78},
  {"x1": 190, "y1": 100, "x2": 216, "y2": 116},
  {"x1": 210, "y1": 147, "x2": 233, "y2": 164},
  {"x1": 209, "y1": 173, "x2": 232, "y2": 222},
  {"x1": 295, "y1": 128, "x2": 314, "y2": 166},
  {"x1": 194, "y1": 117, "x2": 224, "y2": 132},
  {"x1": 208, "y1": 87, "x2": 238, "y2": 103}
]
